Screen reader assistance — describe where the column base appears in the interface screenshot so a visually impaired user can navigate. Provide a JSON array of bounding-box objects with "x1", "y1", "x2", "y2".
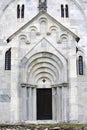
[{"x1": 69, "y1": 120, "x2": 79, "y2": 124}]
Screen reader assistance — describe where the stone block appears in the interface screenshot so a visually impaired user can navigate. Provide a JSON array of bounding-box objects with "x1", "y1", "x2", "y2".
[
  {"x1": 26, "y1": 129, "x2": 31, "y2": 130},
  {"x1": 63, "y1": 128, "x2": 69, "y2": 130},
  {"x1": 73, "y1": 128, "x2": 82, "y2": 130},
  {"x1": 0, "y1": 94, "x2": 10, "y2": 102},
  {"x1": 50, "y1": 127, "x2": 61, "y2": 130},
  {"x1": 6, "y1": 129, "x2": 12, "y2": 130}
]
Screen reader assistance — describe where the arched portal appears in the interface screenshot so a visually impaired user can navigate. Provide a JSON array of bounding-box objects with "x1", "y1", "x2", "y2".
[{"x1": 20, "y1": 51, "x2": 69, "y2": 123}]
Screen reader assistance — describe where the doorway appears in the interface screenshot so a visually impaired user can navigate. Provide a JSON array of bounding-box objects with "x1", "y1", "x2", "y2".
[{"x1": 37, "y1": 88, "x2": 52, "y2": 120}]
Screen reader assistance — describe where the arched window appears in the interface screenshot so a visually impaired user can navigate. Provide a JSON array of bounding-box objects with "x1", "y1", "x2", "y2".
[
  {"x1": 21, "y1": 5, "x2": 25, "y2": 18},
  {"x1": 5, "y1": 49, "x2": 11, "y2": 70},
  {"x1": 61, "y1": 5, "x2": 64, "y2": 17},
  {"x1": 79, "y1": 56, "x2": 83, "y2": 75},
  {"x1": 17, "y1": 5, "x2": 20, "y2": 18},
  {"x1": 65, "y1": 4, "x2": 69, "y2": 18},
  {"x1": 61, "y1": 4, "x2": 69, "y2": 18}
]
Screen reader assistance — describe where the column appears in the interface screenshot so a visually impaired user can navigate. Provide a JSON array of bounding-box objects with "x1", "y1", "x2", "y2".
[
  {"x1": 10, "y1": 47, "x2": 20, "y2": 123},
  {"x1": 27, "y1": 85, "x2": 36, "y2": 121},
  {"x1": 57, "y1": 85, "x2": 62, "y2": 122},
  {"x1": 21, "y1": 85, "x2": 27, "y2": 120},
  {"x1": 32, "y1": 88, "x2": 36, "y2": 120},
  {"x1": 52, "y1": 87, "x2": 57, "y2": 121},
  {"x1": 68, "y1": 52, "x2": 78, "y2": 123},
  {"x1": 62, "y1": 83, "x2": 69, "y2": 123},
  {"x1": 53, "y1": 83, "x2": 69, "y2": 123},
  {"x1": 28, "y1": 87, "x2": 33, "y2": 120}
]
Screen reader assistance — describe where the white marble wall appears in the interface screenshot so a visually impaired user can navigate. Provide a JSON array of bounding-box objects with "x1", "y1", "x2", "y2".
[{"x1": 0, "y1": 0, "x2": 87, "y2": 123}]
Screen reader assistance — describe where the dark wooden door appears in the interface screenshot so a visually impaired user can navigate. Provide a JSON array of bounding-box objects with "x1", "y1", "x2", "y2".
[{"x1": 37, "y1": 88, "x2": 52, "y2": 120}]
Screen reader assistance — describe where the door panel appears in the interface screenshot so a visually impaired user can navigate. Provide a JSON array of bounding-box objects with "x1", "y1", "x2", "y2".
[{"x1": 37, "y1": 88, "x2": 52, "y2": 120}]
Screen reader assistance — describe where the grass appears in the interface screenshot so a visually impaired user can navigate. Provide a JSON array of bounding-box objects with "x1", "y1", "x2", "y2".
[{"x1": 0, "y1": 123, "x2": 87, "y2": 128}]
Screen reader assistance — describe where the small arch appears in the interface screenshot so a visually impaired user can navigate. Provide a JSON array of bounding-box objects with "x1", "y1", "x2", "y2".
[
  {"x1": 29, "y1": 26, "x2": 37, "y2": 42},
  {"x1": 19, "y1": 34, "x2": 27, "y2": 40},
  {"x1": 30, "y1": 26, "x2": 38, "y2": 32},
  {"x1": 49, "y1": 26, "x2": 57, "y2": 32},
  {"x1": 17, "y1": 4, "x2": 20, "y2": 18},
  {"x1": 19, "y1": 34, "x2": 27, "y2": 44},
  {"x1": 60, "y1": 34, "x2": 68, "y2": 43},
  {"x1": 5, "y1": 48, "x2": 11, "y2": 70},
  {"x1": 40, "y1": 21, "x2": 47, "y2": 34},
  {"x1": 39, "y1": 17, "x2": 47, "y2": 23},
  {"x1": 30, "y1": 29, "x2": 36, "y2": 42},
  {"x1": 39, "y1": 18, "x2": 47, "y2": 33}
]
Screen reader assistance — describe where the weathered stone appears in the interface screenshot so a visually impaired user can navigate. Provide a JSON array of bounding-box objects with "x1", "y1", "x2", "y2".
[
  {"x1": 73, "y1": 128, "x2": 82, "y2": 130},
  {"x1": 51, "y1": 127, "x2": 61, "y2": 130},
  {"x1": 62, "y1": 128, "x2": 69, "y2": 130},
  {"x1": 0, "y1": 0, "x2": 87, "y2": 124},
  {"x1": 0, "y1": 95, "x2": 10, "y2": 102}
]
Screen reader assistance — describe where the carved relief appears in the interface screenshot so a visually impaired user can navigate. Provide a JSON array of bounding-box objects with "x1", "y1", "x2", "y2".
[
  {"x1": 39, "y1": 18, "x2": 47, "y2": 35},
  {"x1": 19, "y1": 35, "x2": 27, "y2": 44},
  {"x1": 60, "y1": 34, "x2": 68, "y2": 43},
  {"x1": 29, "y1": 26, "x2": 38, "y2": 43},
  {"x1": 38, "y1": 0, "x2": 47, "y2": 11}
]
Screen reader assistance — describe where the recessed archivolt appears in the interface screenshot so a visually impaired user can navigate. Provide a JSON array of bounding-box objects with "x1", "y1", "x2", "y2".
[
  {"x1": 33, "y1": 68, "x2": 57, "y2": 79},
  {"x1": 25, "y1": 52, "x2": 62, "y2": 68},
  {"x1": 26, "y1": 59, "x2": 61, "y2": 84},
  {"x1": 22, "y1": 52, "x2": 67, "y2": 84},
  {"x1": 35, "y1": 72, "x2": 54, "y2": 84},
  {"x1": 26, "y1": 57, "x2": 61, "y2": 81},
  {"x1": 28, "y1": 63, "x2": 58, "y2": 79},
  {"x1": 29, "y1": 67, "x2": 57, "y2": 83},
  {"x1": 27, "y1": 59, "x2": 60, "y2": 75},
  {"x1": 27, "y1": 62, "x2": 60, "y2": 84}
]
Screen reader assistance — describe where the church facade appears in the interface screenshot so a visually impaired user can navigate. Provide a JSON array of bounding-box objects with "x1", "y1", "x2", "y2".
[{"x1": 0, "y1": 0, "x2": 87, "y2": 124}]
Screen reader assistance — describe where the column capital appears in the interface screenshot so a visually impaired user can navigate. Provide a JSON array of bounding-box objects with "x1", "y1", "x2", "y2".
[
  {"x1": 21, "y1": 83, "x2": 27, "y2": 87},
  {"x1": 21, "y1": 83, "x2": 37, "y2": 88},
  {"x1": 51, "y1": 83, "x2": 68, "y2": 88},
  {"x1": 62, "y1": 83, "x2": 69, "y2": 87}
]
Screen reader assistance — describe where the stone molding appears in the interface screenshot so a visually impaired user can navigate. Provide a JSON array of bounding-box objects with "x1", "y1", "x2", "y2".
[{"x1": 21, "y1": 83, "x2": 37, "y2": 88}]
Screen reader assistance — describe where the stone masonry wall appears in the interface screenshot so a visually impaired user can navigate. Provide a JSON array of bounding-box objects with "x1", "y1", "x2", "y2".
[{"x1": 0, "y1": 125, "x2": 87, "y2": 130}]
